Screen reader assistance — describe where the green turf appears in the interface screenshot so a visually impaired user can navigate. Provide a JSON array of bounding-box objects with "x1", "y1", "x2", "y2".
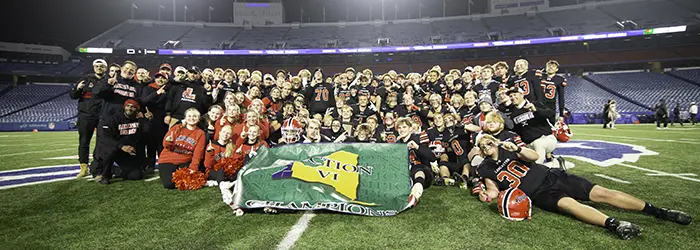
[{"x1": 0, "y1": 124, "x2": 699, "y2": 249}]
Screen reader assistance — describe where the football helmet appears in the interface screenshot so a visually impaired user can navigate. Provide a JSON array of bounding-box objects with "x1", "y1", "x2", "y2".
[
  {"x1": 553, "y1": 120, "x2": 572, "y2": 142},
  {"x1": 281, "y1": 118, "x2": 303, "y2": 144},
  {"x1": 497, "y1": 187, "x2": 532, "y2": 221}
]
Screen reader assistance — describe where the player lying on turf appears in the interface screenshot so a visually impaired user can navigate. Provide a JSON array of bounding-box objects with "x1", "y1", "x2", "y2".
[{"x1": 475, "y1": 134, "x2": 692, "y2": 240}]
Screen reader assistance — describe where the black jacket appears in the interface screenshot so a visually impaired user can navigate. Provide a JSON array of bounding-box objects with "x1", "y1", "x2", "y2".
[
  {"x1": 70, "y1": 74, "x2": 105, "y2": 119},
  {"x1": 93, "y1": 75, "x2": 144, "y2": 119}
]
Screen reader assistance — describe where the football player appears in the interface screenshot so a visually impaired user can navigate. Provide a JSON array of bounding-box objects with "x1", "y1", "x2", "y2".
[
  {"x1": 507, "y1": 59, "x2": 545, "y2": 103},
  {"x1": 394, "y1": 117, "x2": 436, "y2": 202},
  {"x1": 476, "y1": 134, "x2": 692, "y2": 240},
  {"x1": 540, "y1": 60, "x2": 566, "y2": 119}
]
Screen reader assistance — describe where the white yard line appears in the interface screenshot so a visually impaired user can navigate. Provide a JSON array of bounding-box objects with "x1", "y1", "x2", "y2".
[
  {"x1": 646, "y1": 173, "x2": 697, "y2": 177},
  {"x1": 0, "y1": 176, "x2": 75, "y2": 190},
  {"x1": 276, "y1": 212, "x2": 316, "y2": 250},
  {"x1": 0, "y1": 135, "x2": 31, "y2": 138},
  {"x1": 145, "y1": 176, "x2": 160, "y2": 182},
  {"x1": 594, "y1": 174, "x2": 631, "y2": 184},
  {"x1": 0, "y1": 143, "x2": 76, "y2": 148},
  {"x1": 618, "y1": 163, "x2": 700, "y2": 183},
  {"x1": 0, "y1": 164, "x2": 78, "y2": 174},
  {"x1": 576, "y1": 133, "x2": 699, "y2": 144},
  {"x1": 0, "y1": 148, "x2": 74, "y2": 157}
]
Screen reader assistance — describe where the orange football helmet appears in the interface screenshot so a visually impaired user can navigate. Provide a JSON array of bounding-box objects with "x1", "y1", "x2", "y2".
[
  {"x1": 498, "y1": 187, "x2": 532, "y2": 221},
  {"x1": 553, "y1": 119, "x2": 572, "y2": 142}
]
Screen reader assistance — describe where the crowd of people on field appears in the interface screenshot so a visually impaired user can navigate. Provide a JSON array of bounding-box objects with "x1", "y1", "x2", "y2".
[{"x1": 69, "y1": 57, "x2": 691, "y2": 239}]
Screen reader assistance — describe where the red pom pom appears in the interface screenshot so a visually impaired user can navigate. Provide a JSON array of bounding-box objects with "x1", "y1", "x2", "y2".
[
  {"x1": 172, "y1": 168, "x2": 206, "y2": 191},
  {"x1": 212, "y1": 157, "x2": 244, "y2": 178}
]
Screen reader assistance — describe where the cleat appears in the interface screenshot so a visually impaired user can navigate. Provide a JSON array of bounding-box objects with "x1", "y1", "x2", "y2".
[
  {"x1": 76, "y1": 163, "x2": 89, "y2": 178},
  {"x1": 263, "y1": 207, "x2": 278, "y2": 214},
  {"x1": 454, "y1": 174, "x2": 468, "y2": 190},
  {"x1": 433, "y1": 177, "x2": 444, "y2": 186},
  {"x1": 557, "y1": 156, "x2": 567, "y2": 171},
  {"x1": 443, "y1": 178, "x2": 456, "y2": 186},
  {"x1": 658, "y1": 209, "x2": 693, "y2": 225},
  {"x1": 614, "y1": 221, "x2": 642, "y2": 240}
]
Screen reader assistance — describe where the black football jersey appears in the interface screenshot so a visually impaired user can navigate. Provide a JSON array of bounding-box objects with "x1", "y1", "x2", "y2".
[
  {"x1": 507, "y1": 70, "x2": 544, "y2": 103},
  {"x1": 476, "y1": 147, "x2": 549, "y2": 196},
  {"x1": 472, "y1": 80, "x2": 500, "y2": 103},
  {"x1": 540, "y1": 74, "x2": 566, "y2": 116},
  {"x1": 444, "y1": 125, "x2": 473, "y2": 164}
]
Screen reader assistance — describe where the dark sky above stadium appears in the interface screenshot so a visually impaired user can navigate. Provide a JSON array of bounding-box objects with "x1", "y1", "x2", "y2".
[{"x1": 3, "y1": 0, "x2": 585, "y2": 51}]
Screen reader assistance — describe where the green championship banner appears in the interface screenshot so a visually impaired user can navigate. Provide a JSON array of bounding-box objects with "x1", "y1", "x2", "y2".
[{"x1": 232, "y1": 143, "x2": 413, "y2": 216}]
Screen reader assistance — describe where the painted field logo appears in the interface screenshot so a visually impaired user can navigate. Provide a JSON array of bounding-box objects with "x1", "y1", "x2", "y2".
[
  {"x1": 554, "y1": 140, "x2": 658, "y2": 167},
  {"x1": 272, "y1": 151, "x2": 374, "y2": 204}
]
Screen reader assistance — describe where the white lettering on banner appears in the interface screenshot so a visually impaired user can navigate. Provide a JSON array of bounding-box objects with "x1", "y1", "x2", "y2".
[
  {"x1": 321, "y1": 49, "x2": 336, "y2": 53},
  {"x1": 395, "y1": 47, "x2": 411, "y2": 51},
  {"x1": 492, "y1": 41, "x2": 514, "y2": 46},
  {"x1": 559, "y1": 36, "x2": 580, "y2": 41},
  {"x1": 607, "y1": 32, "x2": 627, "y2": 38},
  {"x1": 514, "y1": 40, "x2": 531, "y2": 45},
  {"x1": 473, "y1": 42, "x2": 490, "y2": 47},
  {"x1": 248, "y1": 50, "x2": 264, "y2": 54},
  {"x1": 357, "y1": 48, "x2": 371, "y2": 53},
  {"x1": 113, "y1": 89, "x2": 135, "y2": 97}
]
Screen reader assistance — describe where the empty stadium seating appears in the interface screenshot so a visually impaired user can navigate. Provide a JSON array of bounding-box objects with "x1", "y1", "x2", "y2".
[
  {"x1": 565, "y1": 76, "x2": 646, "y2": 113},
  {"x1": 0, "y1": 84, "x2": 71, "y2": 117},
  {"x1": 539, "y1": 8, "x2": 616, "y2": 35},
  {"x1": 599, "y1": 1, "x2": 698, "y2": 28},
  {"x1": 586, "y1": 72, "x2": 700, "y2": 109},
  {"x1": 670, "y1": 69, "x2": 700, "y2": 85},
  {"x1": 76, "y1": 0, "x2": 697, "y2": 50},
  {"x1": 0, "y1": 93, "x2": 76, "y2": 123}
]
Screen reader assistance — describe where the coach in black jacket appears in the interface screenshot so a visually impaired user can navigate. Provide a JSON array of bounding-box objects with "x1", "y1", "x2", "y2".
[
  {"x1": 165, "y1": 66, "x2": 212, "y2": 126},
  {"x1": 505, "y1": 88, "x2": 559, "y2": 168}
]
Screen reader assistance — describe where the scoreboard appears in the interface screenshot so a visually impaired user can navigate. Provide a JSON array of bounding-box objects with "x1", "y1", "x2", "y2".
[{"x1": 233, "y1": 2, "x2": 283, "y2": 26}]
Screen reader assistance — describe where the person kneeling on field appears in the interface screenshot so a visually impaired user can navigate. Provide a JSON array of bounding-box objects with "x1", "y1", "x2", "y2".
[
  {"x1": 393, "y1": 117, "x2": 436, "y2": 202},
  {"x1": 475, "y1": 134, "x2": 692, "y2": 240},
  {"x1": 158, "y1": 108, "x2": 207, "y2": 189},
  {"x1": 90, "y1": 99, "x2": 149, "y2": 184}
]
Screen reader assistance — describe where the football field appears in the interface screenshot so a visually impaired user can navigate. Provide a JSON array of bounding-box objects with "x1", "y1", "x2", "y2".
[{"x1": 1, "y1": 124, "x2": 699, "y2": 249}]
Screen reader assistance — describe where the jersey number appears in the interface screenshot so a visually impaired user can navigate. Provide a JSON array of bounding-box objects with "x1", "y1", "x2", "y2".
[
  {"x1": 517, "y1": 81, "x2": 530, "y2": 96},
  {"x1": 315, "y1": 88, "x2": 329, "y2": 101},
  {"x1": 543, "y1": 85, "x2": 556, "y2": 99},
  {"x1": 496, "y1": 161, "x2": 530, "y2": 188},
  {"x1": 451, "y1": 140, "x2": 464, "y2": 156}
]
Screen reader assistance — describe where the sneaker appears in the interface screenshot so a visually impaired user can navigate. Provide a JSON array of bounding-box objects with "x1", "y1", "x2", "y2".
[
  {"x1": 144, "y1": 165, "x2": 155, "y2": 175},
  {"x1": 658, "y1": 209, "x2": 693, "y2": 225},
  {"x1": 613, "y1": 221, "x2": 642, "y2": 240},
  {"x1": 98, "y1": 177, "x2": 111, "y2": 185},
  {"x1": 656, "y1": 127, "x2": 662, "y2": 130},
  {"x1": 75, "y1": 163, "x2": 89, "y2": 178},
  {"x1": 443, "y1": 178, "x2": 456, "y2": 186}
]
